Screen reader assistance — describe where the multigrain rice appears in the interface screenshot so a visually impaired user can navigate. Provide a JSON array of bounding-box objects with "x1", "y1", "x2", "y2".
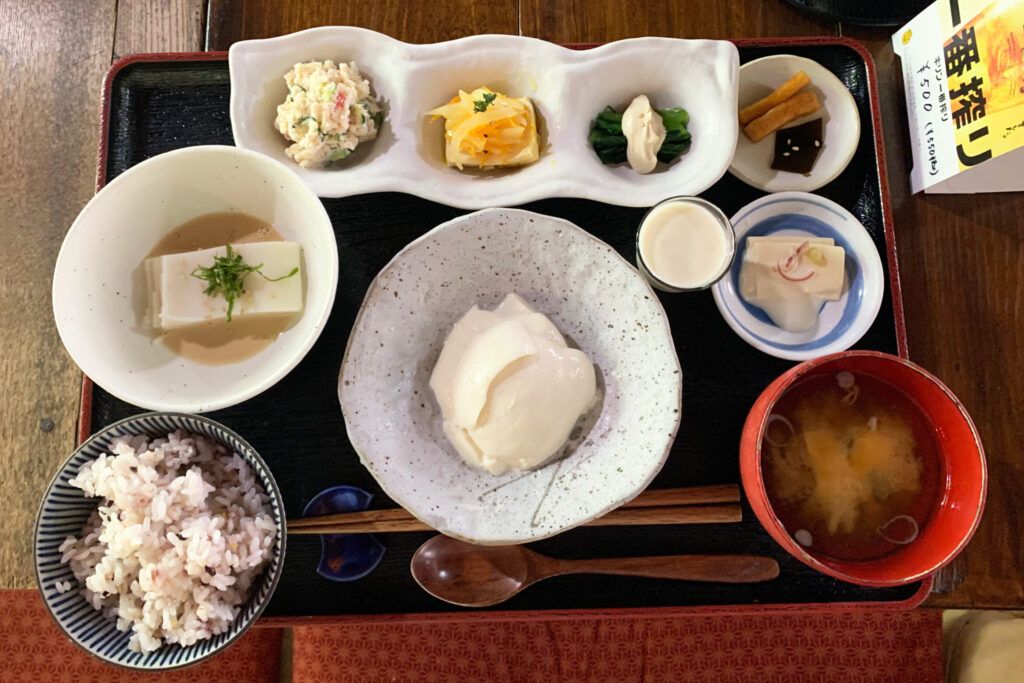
[{"x1": 58, "y1": 430, "x2": 277, "y2": 653}]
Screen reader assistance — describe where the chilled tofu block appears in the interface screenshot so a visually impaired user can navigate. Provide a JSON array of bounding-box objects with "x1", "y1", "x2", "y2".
[
  {"x1": 145, "y1": 241, "x2": 302, "y2": 331},
  {"x1": 741, "y1": 237, "x2": 845, "y2": 301},
  {"x1": 738, "y1": 236, "x2": 847, "y2": 332}
]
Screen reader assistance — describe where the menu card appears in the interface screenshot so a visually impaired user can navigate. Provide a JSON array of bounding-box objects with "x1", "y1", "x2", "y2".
[{"x1": 894, "y1": 0, "x2": 1024, "y2": 193}]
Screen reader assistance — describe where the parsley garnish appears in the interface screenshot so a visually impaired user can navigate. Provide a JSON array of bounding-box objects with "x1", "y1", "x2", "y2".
[
  {"x1": 191, "y1": 244, "x2": 299, "y2": 322},
  {"x1": 473, "y1": 92, "x2": 498, "y2": 112}
]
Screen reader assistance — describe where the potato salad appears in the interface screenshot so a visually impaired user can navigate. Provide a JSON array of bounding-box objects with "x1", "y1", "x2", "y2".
[{"x1": 274, "y1": 60, "x2": 382, "y2": 168}]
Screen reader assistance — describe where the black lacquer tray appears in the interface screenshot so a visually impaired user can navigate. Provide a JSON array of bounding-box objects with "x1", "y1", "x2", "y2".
[{"x1": 82, "y1": 38, "x2": 927, "y2": 622}]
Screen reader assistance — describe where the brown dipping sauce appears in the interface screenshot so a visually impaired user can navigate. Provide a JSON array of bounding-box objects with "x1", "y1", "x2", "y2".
[{"x1": 147, "y1": 212, "x2": 298, "y2": 366}]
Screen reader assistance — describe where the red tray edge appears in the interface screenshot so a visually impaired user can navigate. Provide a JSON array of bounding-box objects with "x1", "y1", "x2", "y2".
[
  {"x1": 253, "y1": 580, "x2": 932, "y2": 628},
  {"x1": 79, "y1": 39, "x2": 927, "y2": 623}
]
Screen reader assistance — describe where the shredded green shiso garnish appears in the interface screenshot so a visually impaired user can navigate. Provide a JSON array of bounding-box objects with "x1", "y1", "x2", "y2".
[
  {"x1": 587, "y1": 105, "x2": 692, "y2": 166},
  {"x1": 191, "y1": 244, "x2": 299, "y2": 322}
]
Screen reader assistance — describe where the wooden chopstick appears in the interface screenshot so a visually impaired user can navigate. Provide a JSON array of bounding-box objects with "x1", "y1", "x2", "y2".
[
  {"x1": 584, "y1": 504, "x2": 741, "y2": 527},
  {"x1": 287, "y1": 485, "x2": 740, "y2": 535},
  {"x1": 287, "y1": 484, "x2": 738, "y2": 530},
  {"x1": 619, "y1": 484, "x2": 739, "y2": 508},
  {"x1": 287, "y1": 504, "x2": 741, "y2": 535}
]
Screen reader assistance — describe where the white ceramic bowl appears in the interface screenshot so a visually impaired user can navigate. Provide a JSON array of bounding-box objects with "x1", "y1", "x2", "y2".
[
  {"x1": 52, "y1": 145, "x2": 338, "y2": 413},
  {"x1": 229, "y1": 27, "x2": 739, "y2": 208},
  {"x1": 729, "y1": 54, "x2": 860, "y2": 193},
  {"x1": 338, "y1": 208, "x2": 682, "y2": 544},
  {"x1": 710, "y1": 192, "x2": 884, "y2": 361}
]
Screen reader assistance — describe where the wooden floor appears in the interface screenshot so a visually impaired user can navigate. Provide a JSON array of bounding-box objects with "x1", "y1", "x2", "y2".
[{"x1": 1, "y1": 0, "x2": 1020, "y2": 610}]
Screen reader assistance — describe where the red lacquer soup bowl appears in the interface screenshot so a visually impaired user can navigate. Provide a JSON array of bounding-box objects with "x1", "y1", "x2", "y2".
[{"x1": 740, "y1": 350, "x2": 986, "y2": 587}]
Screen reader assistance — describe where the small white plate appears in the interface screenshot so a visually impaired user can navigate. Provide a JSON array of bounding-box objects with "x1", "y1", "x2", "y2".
[
  {"x1": 229, "y1": 27, "x2": 739, "y2": 208},
  {"x1": 728, "y1": 55, "x2": 860, "y2": 193},
  {"x1": 711, "y1": 192, "x2": 883, "y2": 361}
]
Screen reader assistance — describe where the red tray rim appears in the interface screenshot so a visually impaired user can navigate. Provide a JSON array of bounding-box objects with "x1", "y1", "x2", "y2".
[{"x1": 78, "y1": 36, "x2": 928, "y2": 622}]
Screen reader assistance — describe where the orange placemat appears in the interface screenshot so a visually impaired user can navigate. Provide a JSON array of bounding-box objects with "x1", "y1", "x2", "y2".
[
  {"x1": 0, "y1": 590, "x2": 282, "y2": 682},
  {"x1": 1, "y1": 589, "x2": 942, "y2": 682},
  {"x1": 290, "y1": 611, "x2": 943, "y2": 683}
]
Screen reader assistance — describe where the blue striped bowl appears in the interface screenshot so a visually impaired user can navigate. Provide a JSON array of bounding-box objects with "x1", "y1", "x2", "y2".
[{"x1": 34, "y1": 413, "x2": 286, "y2": 671}]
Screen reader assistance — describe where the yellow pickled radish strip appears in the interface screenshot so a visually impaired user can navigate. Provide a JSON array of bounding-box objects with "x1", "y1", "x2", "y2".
[{"x1": 426, "y1": 87, "x2": 540, "y2": 169}]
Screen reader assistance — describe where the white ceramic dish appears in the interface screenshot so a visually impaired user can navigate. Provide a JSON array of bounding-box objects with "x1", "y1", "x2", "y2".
[
  {"x1": 711, "y1": 192, "x2": 883, "y2": 361},
  {"x1": 229, "y1": 27, "x2": 739, "y2": 208},
  {"x1": 338, "y1": 208, "x2": 682, "y2": 544},
  {"x1": 52, "y1": 145, "x2": 338, "y2": 413},
  {"x1": 728, "y1": 55, "x2": 860, "y2": 193}
]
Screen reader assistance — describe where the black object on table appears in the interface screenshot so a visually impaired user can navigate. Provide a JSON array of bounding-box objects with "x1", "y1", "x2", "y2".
[{"x1": 782, "y1": 0, "x2": 933, "y2": 27}]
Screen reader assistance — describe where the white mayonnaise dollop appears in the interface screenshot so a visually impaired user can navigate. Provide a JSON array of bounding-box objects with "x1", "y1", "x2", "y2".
[
  {"x1": 429, "y1": 294, "x2": 597, "y2": 475},
  {"x1": 621, "y1": 95, "x2": 667, "y2": 174}
]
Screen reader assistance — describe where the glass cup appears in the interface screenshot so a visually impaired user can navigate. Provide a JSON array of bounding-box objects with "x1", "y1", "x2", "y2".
[{"x1": 635, "y1": 196, "x2": 735, "y2": 293}]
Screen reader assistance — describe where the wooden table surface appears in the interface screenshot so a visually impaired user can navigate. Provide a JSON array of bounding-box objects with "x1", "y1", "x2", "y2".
[{"x1": 1, "y1": 0, "x2": 1019, "y2": 610}]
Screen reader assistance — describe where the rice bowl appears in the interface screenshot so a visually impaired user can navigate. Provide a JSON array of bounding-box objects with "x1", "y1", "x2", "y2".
[
  {"x1": 35, "y1": 413, "x2": 285, "y2": 671},
  {"x1": 58, "y1": 431, "x2": 277, "y2": 653}
]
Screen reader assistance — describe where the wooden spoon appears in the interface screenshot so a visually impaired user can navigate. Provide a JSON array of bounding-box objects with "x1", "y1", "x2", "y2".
[{"x1": 410, "y1": 535, "x2": 780, "y2": 607}]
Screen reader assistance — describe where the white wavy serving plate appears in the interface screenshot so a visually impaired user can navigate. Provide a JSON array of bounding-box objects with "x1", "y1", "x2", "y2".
[{"x1": 229, "y1": 27, "x2": 739, "y2": 208}]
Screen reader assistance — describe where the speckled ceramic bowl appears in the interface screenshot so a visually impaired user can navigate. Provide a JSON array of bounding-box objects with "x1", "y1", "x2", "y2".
[{"x1": 338, "y1": 208, "x2": 682, "y2": 544}]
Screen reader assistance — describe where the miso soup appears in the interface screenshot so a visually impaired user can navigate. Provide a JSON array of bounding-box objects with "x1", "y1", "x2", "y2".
[{"x1": 762, "y1": 371, "x2": 942, "y2": 561}]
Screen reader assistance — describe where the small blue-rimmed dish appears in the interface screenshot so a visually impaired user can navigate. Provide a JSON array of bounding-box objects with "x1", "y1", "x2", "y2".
[
  {"x1": 34, "y1": 413, "x2": 286, "y2": 671},
  {"x1": 711, "y1": 191, "x2": 883, "y2": 361}
]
